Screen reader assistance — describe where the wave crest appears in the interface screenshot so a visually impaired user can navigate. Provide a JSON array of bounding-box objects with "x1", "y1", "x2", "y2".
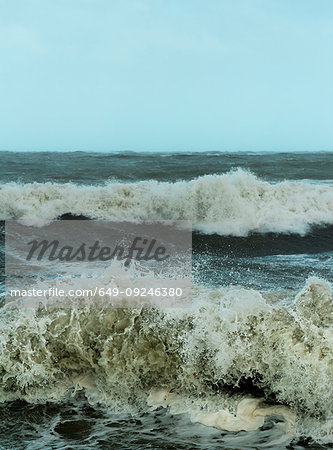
[{"x1": 1, "y1": 169, "x2": 333, "y2": 235}]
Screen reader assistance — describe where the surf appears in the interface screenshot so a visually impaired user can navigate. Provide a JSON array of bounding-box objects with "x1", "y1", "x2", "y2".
[
  {"x1": 0, "y1": 276, "x2": 331, "y2": 443},
  {"x1": 1, "y1": 169, "x2": 333, "y2": 235}
]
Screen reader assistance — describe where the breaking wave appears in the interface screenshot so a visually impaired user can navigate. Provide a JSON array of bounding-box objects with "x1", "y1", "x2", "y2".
[
  {"x1": 0, "y1": 276, "x2": 332, "y2": 443},
  {"x1": 1, "y1": 169, "x2": 333, "y2": 235}
]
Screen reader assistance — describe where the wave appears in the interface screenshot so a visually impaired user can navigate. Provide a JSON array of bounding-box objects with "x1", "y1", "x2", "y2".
[
  {"x1": 0, "y1": 169, "x2": 333, "y2": 235},
  {"x1": 193, "y1": 225, "x2": 333, "y2": 256},
  {"x1": 0, "y1": 276, "x2": 332, "y2": 443}
]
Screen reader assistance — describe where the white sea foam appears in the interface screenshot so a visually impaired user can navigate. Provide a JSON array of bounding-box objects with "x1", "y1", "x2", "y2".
[
  {"x1": 0, "y1": 169, "x2": 333, "y2": 235},
  {"x1": 0, "y1": 276, "x2": 332, "y2": 443}
]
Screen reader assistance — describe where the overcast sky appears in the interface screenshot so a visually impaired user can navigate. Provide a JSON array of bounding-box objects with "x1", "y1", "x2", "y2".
[{"x1": 0, "y1": 0, "x2": 333, "y2": 152}]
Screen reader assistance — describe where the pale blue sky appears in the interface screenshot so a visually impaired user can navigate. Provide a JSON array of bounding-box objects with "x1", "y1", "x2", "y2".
[{"x1": 0, "y1": 0, "x2": 333, "y2": 152}]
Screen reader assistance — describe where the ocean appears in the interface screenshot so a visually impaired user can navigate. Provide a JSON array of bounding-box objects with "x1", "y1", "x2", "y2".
[{"x1": 0, "y1": 151, "x2": 332, "y2": 449}]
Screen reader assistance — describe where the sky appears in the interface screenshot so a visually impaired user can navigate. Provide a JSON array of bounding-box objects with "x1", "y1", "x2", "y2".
[{"x1": 0, "y1": 0, "x2": 333, "y2": 152}]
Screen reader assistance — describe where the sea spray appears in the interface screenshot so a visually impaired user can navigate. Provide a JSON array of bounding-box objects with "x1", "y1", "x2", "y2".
[{"x1": 0, "y1": 276, "x2": 331, "y2": 442}]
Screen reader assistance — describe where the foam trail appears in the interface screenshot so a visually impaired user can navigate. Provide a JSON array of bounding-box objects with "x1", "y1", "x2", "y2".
[
  {"x1": 148, "y1": 389, "x2": 295, "y2": 433},
  {"x1": 1, "y1": 169, "x2": 333, "y2": 235}
]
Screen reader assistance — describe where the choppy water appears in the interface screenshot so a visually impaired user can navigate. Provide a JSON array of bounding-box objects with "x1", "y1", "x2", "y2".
[
  {"x1": 0, "y1": 151, "x2": 332, "y2": 449},
  {"x1": 1, "y1": 151, "x2": 332, "y2": 183}
]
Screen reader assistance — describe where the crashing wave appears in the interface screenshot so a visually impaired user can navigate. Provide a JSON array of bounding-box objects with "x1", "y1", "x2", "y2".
[
  {"x1": 0, "y1": 169, "x2": 333, "y2": 235},
  {"x1": 0, "y1": 276, "x2": 332, "y2": 443}
]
